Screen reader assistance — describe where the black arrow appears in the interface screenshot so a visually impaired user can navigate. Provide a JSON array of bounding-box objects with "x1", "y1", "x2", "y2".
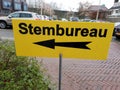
[{"x1": 33, "y1": 39, "x2": 91, "y2": 50}]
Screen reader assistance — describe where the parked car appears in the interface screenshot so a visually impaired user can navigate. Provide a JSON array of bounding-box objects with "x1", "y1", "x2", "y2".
[
  {"x1": 69, "y1": 17, "x2": 80, "y2": 21},
  {"x1": 0, "y1": 11, "x2": 40, "y2": 29},
  {"x1": 114, "y1": 22, "x2": 120, "y2": 39},
  {"x1": 61, "y1": 18, "x2": 68, "y2": 21},
  {"x1": 43, "y1": 15, "x2": 49, "y2": 20},
  {"x1": 112, "y1": 22, "x2": 120, "y2": 36},
  {"x1": 82, "y1": 19, "x2": 91, "y2": 22},
  {"x1": 38, "y1": 15, "x2": 44, "y2": 20}
]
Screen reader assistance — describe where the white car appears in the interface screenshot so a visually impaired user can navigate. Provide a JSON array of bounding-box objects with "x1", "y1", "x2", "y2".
[
  {"x1": 0, "y1": 11, "x2": 40, "y2": 29},
  {"x1": 38, "y1": 15, "x2": 45, "y2": 20},
  {"x1": 61, "y1": 18, "x2": 68, "y2": 21}
]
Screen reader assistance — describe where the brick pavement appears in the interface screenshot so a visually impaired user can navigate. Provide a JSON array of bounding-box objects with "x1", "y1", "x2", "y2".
[{"x1": 37, "y1": 38, "x2": 120, "y2": 90}]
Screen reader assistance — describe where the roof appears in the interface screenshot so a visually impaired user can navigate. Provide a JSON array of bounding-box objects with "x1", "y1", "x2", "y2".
[
  {"x1": 110, "y1": 6, "x2": 120, "y2": 9},
  {"x1": 109, "y1": 2, "x2": 120, "y2": 9},
  {"x1": 12, "y1": 11, "x2": 38, "y2": 14},
  {"x1": 88, "y1": 5, "x2": 108, "y2": 11}
]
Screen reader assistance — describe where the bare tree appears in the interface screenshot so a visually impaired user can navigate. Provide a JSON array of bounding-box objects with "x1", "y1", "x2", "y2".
[
  {"x1": 50, "y1": 2, "x2": 60, "y2": 10},
  {"x1": 37, "y1": 0, "x2": 43, "y2": 15},
  {"x1": 27, "y1": 0, "x2": 54, "y2": 16},
  {"x1": 27, "y1": 0, "x2": 34, "y2": 8},
  {"x1": 77, "y1": 1, "x2": 91, "y2": 18},
  {"x1": 43, "y1": 2, "x2": 54, "y2": 16}
]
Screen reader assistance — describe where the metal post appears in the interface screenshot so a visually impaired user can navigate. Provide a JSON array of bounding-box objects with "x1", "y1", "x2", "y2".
[
  {"x1": 40, "y1": 0, "x2": 43, "y2": 15},
  {"x1": 59, "y1": 53, "x2": 62, "y2": 90},
  {"x1": 96, "y1": 0, "x2": 101, "y2": 21}
]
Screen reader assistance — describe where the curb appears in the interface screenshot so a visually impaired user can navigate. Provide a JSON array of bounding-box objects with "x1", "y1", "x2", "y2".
[{"x1": 0, "y1": 37, "x2": 14, "y2": 41}]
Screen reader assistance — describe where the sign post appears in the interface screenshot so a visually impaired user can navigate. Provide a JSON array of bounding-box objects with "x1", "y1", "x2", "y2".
[
  {"x1": 59, "y1": 53, "x2": 62, "y2": 90},
  {"x1": 12, "y1": 19, "x2": 114, "y2": 90}
]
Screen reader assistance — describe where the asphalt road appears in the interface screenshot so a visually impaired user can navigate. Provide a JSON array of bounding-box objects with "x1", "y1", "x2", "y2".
[{"x1": 0, "y1": 29, "x2": 13, "y2": 40}]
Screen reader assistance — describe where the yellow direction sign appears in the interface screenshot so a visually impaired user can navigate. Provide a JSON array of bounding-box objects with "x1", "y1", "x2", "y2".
[{"x1": 12, "y1": 19, "x2": 114, "y2": 60}]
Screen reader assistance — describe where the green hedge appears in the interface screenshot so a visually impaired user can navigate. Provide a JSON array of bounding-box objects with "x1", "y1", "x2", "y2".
[{"x1": 0, "y1": 41, "x2": 53, "y2": 90}]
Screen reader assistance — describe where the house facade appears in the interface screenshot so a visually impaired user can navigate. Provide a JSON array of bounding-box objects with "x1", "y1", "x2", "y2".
[
  {"x1": 107, "y1": 0, "x2": 120, "y2": 22},
  {"x1": 87, "y1": 5, "x2": 108, "y2": 20},
  {"x1": 0, "y1": 0, "x2": 28, "y2": 16}
]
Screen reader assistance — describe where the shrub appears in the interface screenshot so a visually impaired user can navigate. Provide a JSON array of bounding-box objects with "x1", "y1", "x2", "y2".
[{"x1": 0, "y1": 41, "x2": 52, "y2": 90}]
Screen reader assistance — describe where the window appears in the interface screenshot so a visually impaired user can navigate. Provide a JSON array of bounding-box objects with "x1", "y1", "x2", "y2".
[
  {"x1": 108, "y1": 10, "x2": 113, "y2": 15},
  {"x1": 23, "y1": 4, "x2": 28, "y2": 11},
  {"x1": 10, "y1": 13, "x2": 20, "y2": 18},
  {"x1": 21, "y1": 0, "x2": 26, "y2": 2},
  {"x1": 14, "y1": 0, "x2": 21, "y2": 2},
  {"x1": 20, "y1": 13, "x2": 32, "y2": 18},
  {"x1": 2, "y1": 0, "x2": 12, "y2": 9},
  {"x1": 116, "y1": 10, "x2": 119, "y2": 13},
  {"x1": 119, "y1": 9, "x2": 120, "y2": 13},
  {"x1": 14, "y1": 3, "x2": 21, "y2": 10}
]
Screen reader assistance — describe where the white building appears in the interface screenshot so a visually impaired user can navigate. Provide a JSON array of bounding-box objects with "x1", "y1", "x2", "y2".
[
  {"x1": 107, "y1": 0, "x2": 120, "y2": 22},
  {"x1": 109, "y1": 2, "x2": 120, "y2": 17}
]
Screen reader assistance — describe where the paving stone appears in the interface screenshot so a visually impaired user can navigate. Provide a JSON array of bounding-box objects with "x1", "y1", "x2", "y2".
[{"x1": 37, "y1": 38, "x2": 120, "y2": 90}]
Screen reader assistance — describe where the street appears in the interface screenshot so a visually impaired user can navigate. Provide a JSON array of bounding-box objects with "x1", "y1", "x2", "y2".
[
  {"x1": 0, "y1": 29, "x2": 13, "y2": 40},
  {"x1": 1, "y1": 29, "x2": 120, "y2": 90}
]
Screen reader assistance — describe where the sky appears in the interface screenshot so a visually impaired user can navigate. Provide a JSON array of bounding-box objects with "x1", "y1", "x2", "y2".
[
  {"x1": 27, "y1": 0, "x2": 115, "y2": 11},
  {"x1": 44, "y1": 0, "x2": 114, "y2": 11}
]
